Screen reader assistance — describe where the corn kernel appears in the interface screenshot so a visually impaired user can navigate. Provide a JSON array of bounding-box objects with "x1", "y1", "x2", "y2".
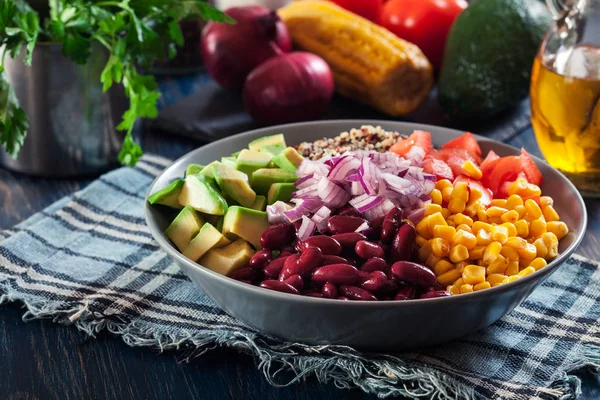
[
  {"x1": 472, "y1": 221, "x2": 492, "y2": 234},
  {"x1": 449, "y1": 244, "x2": 469, "y2": 263},
  {"x1": 435, "y1": 179, "x2": 453, "y2": 191},
  {"x1": 524, "y1": 199, "x2": 543, "y2": 219},
  {"x1": 522, "y1": 184, "x2": 542, "y2": 197},
  {"x1": 506, "y1": 194, "x2": 524, "y2": 209},
  {"x1": 463, "y1": 204, "x2": 478, "y2": 218},
  {"x1": 459, "y1": 283, "x2": 473, "y2": 294},
  {"x1": 433, "y1": 225, "x2": 456, "y2": 242},
  {"x1": 547, "y1": 221, "x2": 568, "y2": 240},
  {"x1": 542, "y1": 232, "x2": 559, "y2": 258},
  {"x1": 425, "y1": 203, "x2": 443, "y2": 216},
  {"x1": 437, "y1": 268, "x2": 462, "y2": 286},
  {"x1": 487, "y1": 273, "x2": 508, "y2": 285},
  {"x1": 442, "y1": 187, "x2": 453, "y2": 203},
  {"x1": 502, "y1": 275, "x2": 520, "y2": 284},
  {"x1": 487, "y1": 217, "x2": 502, "y2": 225},
  {"x1": 501, "y1": 210, "x2": 520, "y2": 223},
  {"x1": 477, "y1": 209, "x2": 488, "y2": 222},
  {"x1": 454, "y1": 213, "x2": 473, "y2": 227},
  {"x1": 504, "y1": 236, "x2": 527, "y2": 250},
  {"x1": 529, "y1": 257, "x2": 548, "y2": 271},
  {"x1": 501, "y1": 222, "x2": 518, "y2": 237},
  {"x1": 417, "y1": 214, "x2": 443, "y2": 239},
  {"x1": 448, "y1": 284, "x2": 461, "y2": 295},
  {"x1": 453, "y1": 277, "x2": 465, "y2": 286},
  {"x1": 486, "y1": 206, "x2": 508, "y2": 218},
  {"x1": 426, "y1": 253, "x2": 442, "y2": 268},
  {"x1": 456, "y1": 224, "x2": 473, "y2": 234},
  {"x1": 490, "y1": 199, "x2": 508, "y2": 208},
  {"x1": 453, "y1": 230, "x2": 477, "y2": 250},
  {"x1": 453, "y1": 181, "x2": 469, "y2": 201},
  {"x1": 483, "y1": 241, "x2": 503, "y2": 264},
  {"x1": 468, "y1": 187, "x2": 483, "y2": 204},
  {"x1": 540, "y1": 196, "x2": 554, "y2": 207},
  {"x1": 418, "y1": 242, "x2": 432, "y2": 261},
  {"x1": 433, "y1": 259, "x2": 455, "y2": 275},
  {"x1": 430, "y1": 189, "x2": 443, "y2": 205},
  {"x1": 515, "y1": 220, "x2": 529, "y2": 238},
  {"x1": 431, "y1": 238, "x2": 451, "y2": 258},
  {"x1": 501, "y1": 245, "x2": 519, "y2": 261},
  {"x1": 461, "y1": 159, "x2": 482, "y2": 180},
  {"x1": 508, "y1": 178, "x2": 528, "y2": 196},
  {"x1": 463, "y1": 265, "x2": 486, "y2": 284},
  {"x1": 441, "y1": 208, "x2": 451, "y2": 219},
  {"x1": 519, "y1": 257, "x2": 532, "y2": 269},
  {"x1": 542, "y1": 205, "x2": 560, "y2": 222},
  {"x1": 518, "y1": 266, "x2": 536, "y2": 277},
  {"x1": 474, "y1": 281, "x2": 491, "y2": 291},
  {"x1": 492, "y1": 283, "x2": 504, "y2": 287},
  {"x1": 505, "y1": 260, "x2": 519, "y2": 276},
  {"x1": 514, "y1": 204, "x2": 527, "y2": 219},
  {"x1": 534, "y1": 237, "x2": 548, "y2": 259},
  {"x1": 416, "y1": 234, "x2": 429, "y2": 247},
  {"x1": 487, "y1": 255, "x2": 508, "y2": 274},
  {"x1": 448, "y1": 198, "x2": 466, "y2": 214},
  {"x1": 469, "y1": 245, "x2": 486, "y2": 260},
  {"x1": 529, "y1": 219, "x2": 547, "y2": 238},
  {"x1": 491, "y1": 225, "x2": 509, "y2": 244},
  {"x1": 518, "y1": 243, "x2": 537, "y2": 259}
]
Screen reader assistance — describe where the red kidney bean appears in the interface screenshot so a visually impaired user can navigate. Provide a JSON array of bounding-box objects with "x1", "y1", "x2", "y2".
[
  {"x1": 380, "y1": 207, "x2": 403, "y2": 243},
  {"x1": 359, "y1": 271, "x2": 387, "y2": 293},
  {"x1": 284, "y1": 275, "x2": 304, "y2": 291},
  {"x1": 304, "y1": 292, "x2": 324, "y2": 298},
  {"x1": 391, "y1": 261, "x2": 437, "y2": 287},
  {"x1": 360, "y1": 257, "x2": 387, "y2": 272},
  {"x1": 321, "y1": 283, "x2": 338, "y2": 299},
  {"x1": 355, "y1": 240, "x2": 385, "y2": 259},
  {"x1": 259, "y1": 280, "x2": 299, "y2": 295},
  {"x1": 263, "y1": 256, "x2": 291, "y2": 278},
  {"x1": 301, "y1": 236, "x2": 342, "y2": 256},
  {"x1": 331, "y1": 232, "x2": 367, "y2": 248},
  {"x1": 278, "y1": 254, "x2": 301, "y2": 281},
  {"x1": 277, "y1": 251, "x2": 294, "y2": 259},
  {"x1": 391, "y1": 223, "x2": 416, "y2": 262},
  {"x1": 280, "y1": 245, "x2": 296, "y2": 254},
  {"x1": 249, "y1": 249, "x2": 272, "y2": 270},
  {"x1": 311, "y1": 264, "x2": 359, "y2": 286},
  {"x1": 394, "y1": 285, "x2": 417, "y2": 300},
  {"x1": 327, "y1": 216, "x2": 368, "y2": 234},
  {"x1": 339, "y1": 285, "x2": 377, "y2": 301},
  {"x1": 336, "y1": 206, "x2": 362, "y2": 218},
  {"x1": 280, "y1": 247, "x2": 322, "y2": 280},
  {"x1": 260, "y1": 223, "x2": 295, "y2": 250},
  {"x1": 379, "y1": 279, "x2": 399, "y2": 295},
  {"x1": 420, "y1": 290, "x2": 451, "y2": 299},
  {"x1": 321, "y1": 255, "x2": 350, "y2": 266},
  {"x1": 229, "y1": 267, "x2": 255, "y2": 281},
  {"x1": 337, "y1": 296, "x2": 350, "y2": 301},
  {"x1": 357, "y1": 269, "x2": 372, "y2": 283}
]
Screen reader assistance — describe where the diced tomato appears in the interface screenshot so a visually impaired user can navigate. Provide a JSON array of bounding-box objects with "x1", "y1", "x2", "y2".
[
  {"x1": 389, "y1": 130, "x2": 432, "y2": 157},
  {"x1": 480, "y1": 156, "x2": 522, "y2": 197},
  {"x1": 430, "y1": 148, "x2": 476, "y2": 178},
  {"x1": 422, "y1": 157, "x2": 454, "y2": 180},
  {"x1": 480, "y1": 150, "x2": 500, "y2": 171},
  {"x1": 520, "y1": 149, "x2": 543, "y2": 186},
  {"x1": 442, "y1": 132, "x2": 482, "y2": 161},
  {"x1": 454, "y1": 175, "x2": 493, "y2": 206}
]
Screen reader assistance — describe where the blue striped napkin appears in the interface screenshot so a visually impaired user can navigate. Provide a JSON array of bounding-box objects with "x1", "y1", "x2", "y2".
[{"x1": 1, "y1": 155, "x2": 598, "y2": 400}]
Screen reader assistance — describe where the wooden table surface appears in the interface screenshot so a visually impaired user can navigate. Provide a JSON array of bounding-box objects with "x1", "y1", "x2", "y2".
[{"x1": 0, "y1": 126, "x2": 598, "y2": 400}]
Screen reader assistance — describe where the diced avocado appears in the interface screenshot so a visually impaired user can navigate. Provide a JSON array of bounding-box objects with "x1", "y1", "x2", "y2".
[
  {"x1": 183, "y1": 223, "x2": 230, "y2": 262},
  {"x1": 198, "y1": 239, "x2": 255, "y2": 276},
  {"x1": 267, "y1": 183, "x2": 296, "y2": 205},
  {"x1": 165, "y1": 206, "x2": 205, "y2": 251},
  {"x1": 205, "y1": 215, "x2": 225, "y2": 232},
  {"x1": 250, "y1": 195, "x2": 267, "y2": 211},
  {"x1": 148, "y1": 179, "x2": 184, "y2": 208},
  {"x1": 250, "y1": 168, "x2": 298, "y2": 195},
  {"x1": 260, "y1": 144, "x2": 285, "y2": 157},
  {"x1": 185, "y1": 164, "x2": 204, "y2": 177},
  {"x1": 222, "y1": 206, "x2": 270, "y2": 249},
  {"x1": 199, "y1": 161, "x2": 221, "y2": 179},
  {"x1": 272, "y1": 147, "x2": 305, "y2": 174},
  {"x1": 231, "y1": 151, "x2": 241, "y2": 158},
  {"x1": 248, "y1": 133, "x2": 286, "y2": 152},
  {"x1": 235, "y1": 149, "x2": 272, "y2": 178},
  {"x1": 221, "y1": 156, "x2": 237, "y2": 168},
  {"x1": 212, "y1": 163, "x2": 257, "y2": 208},
  {"x1": 178, "y1": 175, "x2": 228, "y2": 216}
]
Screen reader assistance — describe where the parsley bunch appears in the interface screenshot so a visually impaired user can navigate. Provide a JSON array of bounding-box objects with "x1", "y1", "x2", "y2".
[{"x1": 0, "y1": 0, "x2": 231, "y2": 165}]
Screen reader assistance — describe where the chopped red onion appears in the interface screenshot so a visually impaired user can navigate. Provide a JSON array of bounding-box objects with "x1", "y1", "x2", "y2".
[
  {"x1": 354, "y1": 221, "x2": 370, "y2": 233},
  {"x1": 311, "y1": 205, "x2": 332, "y2": 233},
  {"x1": 267, "y1": 201, "x2": 290, "y2": 224},
  {"x1": 297, "y1": 216, "x2": 317, "y2": 241},
  {"x1": 349, "y1": 194, "x2": 383, "y2": 212}
]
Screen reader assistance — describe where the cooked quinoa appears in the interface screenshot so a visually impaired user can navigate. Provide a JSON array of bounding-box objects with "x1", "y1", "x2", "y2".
[{"x1": 295, "y1": 125, "x2": 406, "y2": 160}]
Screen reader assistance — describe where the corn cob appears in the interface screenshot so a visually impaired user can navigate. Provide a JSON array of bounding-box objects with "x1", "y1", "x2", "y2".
[{"x1": 278, "y1": 1, "x2": 433, "y2": 116}]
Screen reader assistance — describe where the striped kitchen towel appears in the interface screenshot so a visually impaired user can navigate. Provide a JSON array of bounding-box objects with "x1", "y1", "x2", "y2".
[{"x1": 0, "y1": 155, "x2": 598, "y2": 400}]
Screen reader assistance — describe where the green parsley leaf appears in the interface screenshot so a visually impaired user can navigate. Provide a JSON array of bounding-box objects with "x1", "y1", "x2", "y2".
[
  {"x1": 62, "y1": 32, "x2": 91, "y2": 64},
  {"x1": 0, "y1": 67, "x2": 28, "y2": 158}
]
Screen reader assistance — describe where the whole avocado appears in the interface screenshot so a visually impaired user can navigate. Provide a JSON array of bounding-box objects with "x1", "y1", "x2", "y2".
[{"x1": 438, "y1": 0, "x2": 551, "y2": 120}]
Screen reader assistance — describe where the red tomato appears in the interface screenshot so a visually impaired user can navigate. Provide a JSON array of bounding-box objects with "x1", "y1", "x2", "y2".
[
  {"x1": 422, "y1": 157, "x2": 454, "y2": 180},
  {"x1": 442, "y1": 132, "x2": 482, "y2": 161},
  {"x1": 389, "y1": 130, "x2": 432, "y2": 157},
  {"x1": 520, "y1": 148, "x2": 543, "y2": 186},
  {"x1": 480, "y1": 156, "x2": 522, "y2": 197},
  {"x1": 379, "y1": 0, "x2": 468, "y2": 70},
  {"x1": 480, "y1": 150, "x2": 500, "y2": 171},
  {"x1": 454, "y1": 175, "x2": 492, "y2": 206},
  {"x1": 330, "y1": 0, "x2": 383, "y2": 22},
  {"x1": 429, "y1": 148, "x2": 476, "y2": 178}
]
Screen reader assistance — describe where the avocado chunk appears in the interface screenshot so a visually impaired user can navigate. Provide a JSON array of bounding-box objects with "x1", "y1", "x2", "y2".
[
  {"x1": 231, "y1": 151, "x2": 241, "y2": 158},
  {"x1": 183, "y1": 223, "x2": 230, "y2": 262},
  {"x1": 199, "y1": 239, "x2": 255, "y2": 276},
  {"x1": 178, "y1": 175, "x2": 228, "y2": 216},
  {"x1": 235, "y1": 149, "x2": 272, "y2": 178},
  {"x1": 199, "y1": 161, "x2": 222, "y2": 179},
  {"x1": 260, "y1": 144, "x2": 285, "y2": 157},
  {"x1": 271, "y1": 147, "x2": 305, "y2": 174},
  {"x1": 185, "y1": 164, "x2": 204, "y2": 177},
  {"x1": 250, "y1": 195, "x2": 267, "y2": 211},
  {"x1": 221, "y1": 156, "x2": 237, "y2": 169},
  {"x1": 267, "y1": 183, "x2": 296, "y2": 205},
  {"x1": 222, "y1": 206, "x2": 270, "y2": 249},
  {"x1": 438, "y1": 0, "x2": 551, "y2": 120},
  {"x1": 248, "y1": 133, "x2": 286, "y2": 152},
  {"x1": 165, "y1": 206, "x2": 205, "y2": 251},
  {"x1": 148, "y1": 179, "x2": 184, "y2": 208},
  {"x1": 250, "y1": 168, "x2": 298, "y2": 195},
  {"x1": 212, "y1": 163, "x2": 257, "y2": 207}
]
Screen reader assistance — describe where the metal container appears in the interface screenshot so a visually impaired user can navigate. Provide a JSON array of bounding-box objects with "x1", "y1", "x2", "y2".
[{"x1": 0, "y1": 43, "x2": 130, "y2": 177}]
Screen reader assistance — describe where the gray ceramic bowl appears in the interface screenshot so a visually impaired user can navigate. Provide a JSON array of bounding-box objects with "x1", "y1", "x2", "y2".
[{"x1": 145, "y1": 120, "x2": 587, "y2": 350}]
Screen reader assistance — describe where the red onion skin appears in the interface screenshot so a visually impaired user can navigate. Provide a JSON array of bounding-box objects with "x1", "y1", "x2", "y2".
[
  {"x1": 201, "y1": 6, "x2": 291, "y2": 91},
  {"x1": 242, "y1": 52, "x2": 335, "y2": 125}
]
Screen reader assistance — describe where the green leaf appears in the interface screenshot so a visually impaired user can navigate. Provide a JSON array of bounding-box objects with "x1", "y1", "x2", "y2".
[
  {"x1": 118, "y1": 132, "x2": 143, "y2": 166},
  {"x1": 62, "y1": 32, "x2": 91, "y2": 65},
  {"x1": 0, "y1": 67, "x2": 28, "y2": 159},
  {"x1": 168, "y1": 20, "x2": 184, "y2": 47}
]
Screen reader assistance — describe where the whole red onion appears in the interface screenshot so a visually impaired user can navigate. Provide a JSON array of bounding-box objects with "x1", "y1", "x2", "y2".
[
  {"x1": 242, "y1": 52, "x2": 335, "y2": 125},
  {"x1": 201, "y1": 6, "x2": 292, "y2": 91}
]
